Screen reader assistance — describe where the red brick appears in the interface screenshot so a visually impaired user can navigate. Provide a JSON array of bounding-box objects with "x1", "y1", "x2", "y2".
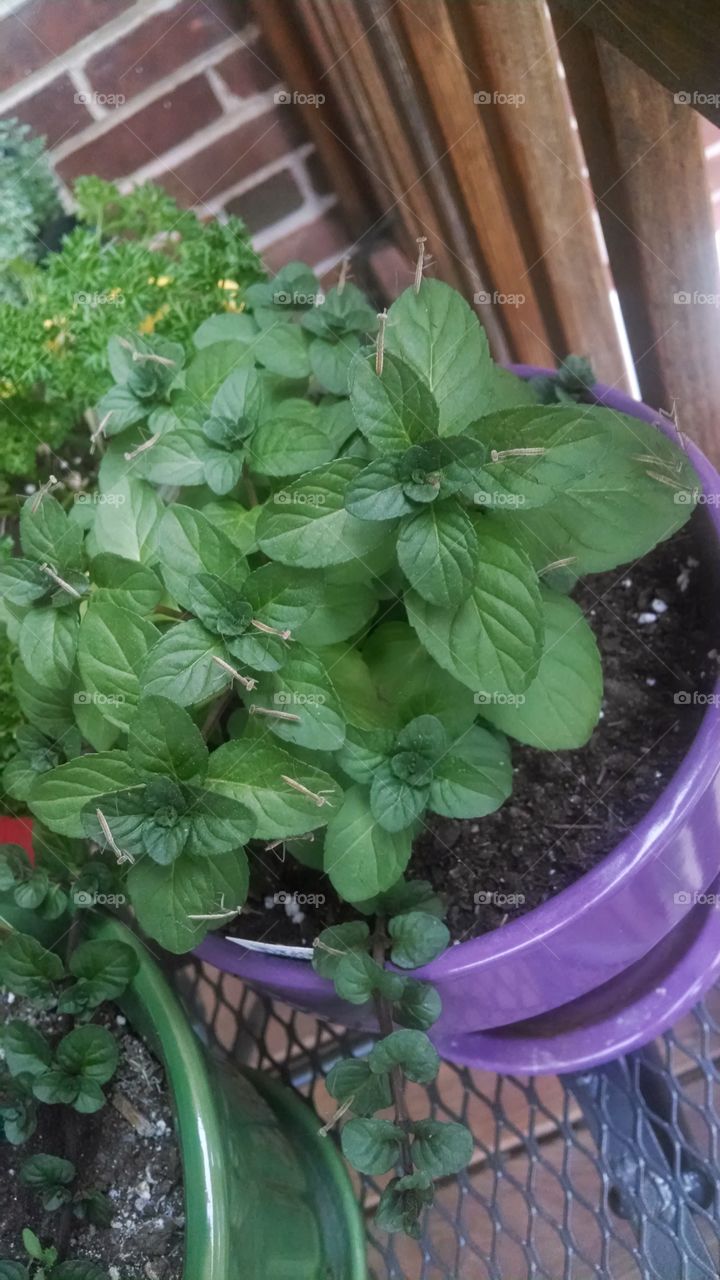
[
  {"x1": 224, "y1": 168, "x2": 303, "y2": 232},
  {"x1": 13, "y1": 73, "x2": 92, "y2": 148},
  {"x1": 0, "y1": 0, "x2": 133, "y2": 91},
  {"x1": 56, "y1": 74, "x2": 222, "y2": 183},
  {"x1": 155, "y1": 110, "x2": 303, "y2": 207},
  {"x1": 85, "y1": 0, "x2": 247, "y2": 101},
  {"x1": 214, "y1": 38, "x2": 277, "y2": 99},
  {"x1": 263, "y1": 212, "x2": 349, "y2": 272}
]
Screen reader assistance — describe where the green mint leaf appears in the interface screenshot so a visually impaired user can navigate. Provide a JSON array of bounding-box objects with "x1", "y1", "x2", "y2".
[
  {"x1": 22, "y1": 1229, "x2": 45, "y2": 1261},
  {"x1": 249, "y1": 401, "x2": 338, "y2": 476},
  {"x1": 183, "y1": 788, "x2": 256, "y2": 857},
  {"x1": 185, "y1": 341, "x2": 254, "y2": 401},
  {"x1": 140, "y1": 620, "x2": 231, "y2": 707},
  {"x1": 312, "y1": 921, "x2": 371, "y2": 979},
  {"x1": 0, "y1": 937, "x2": 65, "y2": 1000},
  {"x1": 376, "y1": 1171, "x2": 434, "y2": 1237},
  {"x1": 309, "y1": 332, "x2": 362, "y2": 395},
  {"x1": 13, "y1": 870, "x2": 49, "y2": 911},
  {"x1": 344, "y1": 456, "x2": 415, "y2": 521},
  {"x1": 53, "y1": 1260, "x2": 107, "y2": 1280},
  {"x1": 385, "y1": 280, "x2": 492, "y2": 433},
  {"x1": 90, "y1": 474, "x2": 163, "y2": 564},
  {"x1": 20, "y1": 495, "x2": 86, "y2": 572},
  {"x1": 397, "y1": 501, "x2": 478, "y2": 608},
  {"x1": 479, "y1": 588, "x2": 602, "y2": 749},
  {"x1": 29, "y1": 751, "x2": 137, "y2": 837},
  {"x1": 64, "y1": 939, "x2": 139, "y2": 1009},
  {"x1": 13, "y1": 659, "x2": 74, "y2": 739},
  {"x1": 393, "y1": 979, "x2": 442, "y2": 1030},
  {"x1": 388, "y1": 911, "x2": 450, "y2": 968},
  {"x1": 325, "y1": 786, "x2": 412, "y2": 902},
  {"x1": 504, "y1": 408, "x2": 698, "y2": 573},
  {"x1": 73, "y1": 1189, "x2": 114, "y2": 1227},
  {"x1": 206, "y1": 737, "x2": 339, "y2": 839},
  {"x1": 157, "y1": 505, "x2": 245, "y2": 613},
  {"x1": 325, "y1": 1057, "x2": 392, "y2": 1117},
  {"x1": 0, "y1": 1261, "x2": 29, "y2": 1280},
  {"x1": 0, "y1": 558, "x2": 49, "y2": 606},
  {"x1": 369, "y1": 766, "x2": 428, "y2": 834},
  {"x1": 77, "y1": 601, "x2": 159, "y2": 730},
  {"x1": 246, "y1": 653, "x2": 346, "y2": 752},
  {"x1": 20, "y1": 1152, "x2": 76, "y2": 1201},
  {"x1": 55, "y1": 1026, "x2": 118, "y2": 1087},
  {"x1": 407, "y1": 525, "x2": 543, "y2": 694},
  {"x1": 194, "y1": 313, "x2": 259, "y2": 349},
  {"x1": 128, "y1": 848, "x2": 249, "y2": 953},
  {"x1": 90, "y1": 553, "x2": 163, "y2": 613},
  {"x1": 349, "y1": 350, "x2": 438, "y2": 454},
  {"x1": 333, "y1": 951, "x2": 386, "y2": 1004},
  {"x1": 96, "y1": 383, "x2": 148, "y2": 433},
  {"x1": 341, "y1": 1116, "x2": 405, "y2": 1174},
  {"x1": 411, "y1": 1119, "x2": 474, "y2": 1177},
  {"x1": 369, "y1": 1029, "x2": 440, "y2": 1084},
  {"x1": 0, "y1": 845, "x2": 28, "y2": 891},
  {"x1": 19, "y1": 608, "x2": 79, "y2": 692},
  {"x1": 257, "y1": 458, "x2": 395, "y2": 568},
  {"x1": 253, "y1": 322, "x2": 311, "y2": 380},
  {"x1": 429, "y1": 724, "x2": 512, "y2": 819},
  {"x1": 129, "y1": 695, "x2": 209, "y2": 783},
  {"x1": 3, "y1": 1021, "x2": 53, "y2": 1077}
]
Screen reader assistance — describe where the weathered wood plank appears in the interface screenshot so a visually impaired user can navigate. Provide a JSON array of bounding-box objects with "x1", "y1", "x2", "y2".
[
  {"x1": 551, "y1": 17, "x2": 720, "y2": 459},
  {"x1": 550, "y1": 0, "x2": 720, "y2": 127}
]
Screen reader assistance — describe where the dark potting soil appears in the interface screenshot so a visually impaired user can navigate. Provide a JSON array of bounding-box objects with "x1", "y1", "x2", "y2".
[
  {"x1": 232, "y1": 509, "x2": 719, "y2": 948},
  {"x1": 0, "y1": 996, "x2": 184, "y2": 1280}
]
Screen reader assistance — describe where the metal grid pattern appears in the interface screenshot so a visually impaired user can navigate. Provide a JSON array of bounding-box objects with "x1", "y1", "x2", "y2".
[{"x1": 171, "y1": 958, "x2": 720, "y2": 1280}]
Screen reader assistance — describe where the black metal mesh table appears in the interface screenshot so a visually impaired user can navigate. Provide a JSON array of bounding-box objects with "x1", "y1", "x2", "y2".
[{"x1": 171, "y1": 957, "x2": 720, "y2": 1280}]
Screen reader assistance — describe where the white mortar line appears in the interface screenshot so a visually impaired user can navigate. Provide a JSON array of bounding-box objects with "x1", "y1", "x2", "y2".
[
  {"x1": 252, "y1": 193, "x2": 338, "y2": 253},
  {"x1": 113, "y1": 90, "x2": 283, "y2": 193},
  {"x1": 201, "y1": 141, "x2": 314, "y2": 215},
  {"x1": 0, "y1": 0, "x2": 183, "y2": 113},
  {"x1": 316, "y1": 244, "x2": 355, "y2": 277},
  {"x1": 67, "y1": 67, "x2": 108, "y2": 122},
  {"x1": 50, "y1": 33, "x2": 265, "y2": 161}
]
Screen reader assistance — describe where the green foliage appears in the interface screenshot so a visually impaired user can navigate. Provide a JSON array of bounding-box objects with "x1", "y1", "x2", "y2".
[
  {"x1": 0, "y1": 260, "x2": 695, "y2": 968},
  {"x1": 0, "y1": 120, "x2": 62, "y2": 304},
  {"x1": 0, "y1": 174, "x2": 263, "y2": 479},
  {"x1": 314, "y1": 888, "x2": 472, "y2": 1236}
]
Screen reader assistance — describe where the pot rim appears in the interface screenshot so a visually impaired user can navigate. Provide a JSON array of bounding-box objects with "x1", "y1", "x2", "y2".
[{"x1": 200, "y1": 374, "x2": 720, "y2": 994}]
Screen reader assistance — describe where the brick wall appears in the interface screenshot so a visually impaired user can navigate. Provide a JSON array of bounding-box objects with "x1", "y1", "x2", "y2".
[{"x1": 0, "y1": 0, "x2": 356, "y2": 277}]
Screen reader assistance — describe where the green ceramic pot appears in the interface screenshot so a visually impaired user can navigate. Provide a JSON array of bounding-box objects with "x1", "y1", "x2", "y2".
[{"x1": 0, "y1": 903, "x2": 368, "y2": 1280}]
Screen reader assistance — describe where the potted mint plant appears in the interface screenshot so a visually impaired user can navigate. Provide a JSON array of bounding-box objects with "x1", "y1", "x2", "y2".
[{"x1": 3, "y1": 257, "x2": 717, "y2": 1231}]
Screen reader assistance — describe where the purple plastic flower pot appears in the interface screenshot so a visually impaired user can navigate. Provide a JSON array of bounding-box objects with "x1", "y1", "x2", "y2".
[{"x1": 197, "y1": 375, "x2": 720, "y2": 1072}]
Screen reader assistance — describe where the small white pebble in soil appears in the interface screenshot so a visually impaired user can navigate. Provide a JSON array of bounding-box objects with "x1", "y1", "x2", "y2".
[
  {"x1": 109, "y1": 1269, "x2": 120, "y2": 1280},
  {"x1": 651, "y1": 597, "x2": 668, "y2": 614},
  {"x1": 24, "y1": 484, "x2": 36, "y2": 494},
  {"x1": 6, "y1": 992, "x2": 15, "y2": 1004},
  {"x1": 646, "y1": 677, "x2": 657, "y2": 687},
  {"x1": 622, "y1": 577, "x2": 632, "y2": 588},
  {"x1": 470, "y1": 823, "x2": 480, "y2": 834},
  {"x1": 655, "y1": 770, "x2": 663, "y2": 779},
  {"x1": 637, "y1": 612, "x2": 657, "y2": 625},
  {"x1": 115, "y1": 1015, "x2": 126, "y2": 1026}
]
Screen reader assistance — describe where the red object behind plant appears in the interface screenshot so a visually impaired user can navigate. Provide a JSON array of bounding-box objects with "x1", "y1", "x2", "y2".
[{"x1": 0, "y1": 817, "x2": 33, "y2": 860}]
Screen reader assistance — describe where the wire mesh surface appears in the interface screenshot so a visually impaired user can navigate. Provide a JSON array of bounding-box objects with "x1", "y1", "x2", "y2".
[{"x1": 170, "y1": 957, "x2": 720, "y2": 1280}]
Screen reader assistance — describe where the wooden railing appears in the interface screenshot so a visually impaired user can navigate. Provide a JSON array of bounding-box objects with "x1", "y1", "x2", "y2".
[{"x1": 253, "y1": 0, "x2": 720, "y2": 458}]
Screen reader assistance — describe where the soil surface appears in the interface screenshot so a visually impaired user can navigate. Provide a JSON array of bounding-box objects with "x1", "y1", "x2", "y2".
[
  {"x1": 0, "y1": 996, "x2": 184, "y2": 1280},
  {"x1": 230, "y1": 511, "x2": 719, "y2": 948}
]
